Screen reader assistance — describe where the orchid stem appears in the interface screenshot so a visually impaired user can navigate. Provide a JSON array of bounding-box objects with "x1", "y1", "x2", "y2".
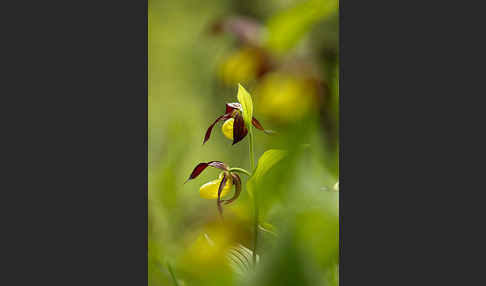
[
  {"x1": 167, "y1": 262, "x2": 179, "y2": 286},
  {"x1": 252, "y1": 187, "x2": 259, "y2": 269},
  {"x1": 248, "y1": 127, "x2": 258, "y2": 269},
  {"x1": 228, "y1": 167, "x2": 252, "y2": 177},
  {"x1": 249, "y1": 128, "x2": 255, "y2": 172}
]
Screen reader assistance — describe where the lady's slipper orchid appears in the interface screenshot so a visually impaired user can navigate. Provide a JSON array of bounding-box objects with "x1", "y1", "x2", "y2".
[
  {"x1": 204, "y1": 102, "x2": 273, "y2": 145},
  {"x1": 199, "y1": 172, "x2": 233, "y2": 199},
  {"x1": 186, "y1": 161, "x2": 243, "y2": 215}
]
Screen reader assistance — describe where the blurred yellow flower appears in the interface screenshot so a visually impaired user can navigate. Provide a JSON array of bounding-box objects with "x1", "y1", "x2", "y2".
[
  {"x1": 218, "y1": 47, "x2": 267, "y2": 85},
  {"x1": 255, "y1": 72, "x2": 318, "y2": 122},
  {"x1": 181, "y1": 229, "x2": 233, "y2": 275},
  {"x1": 221, "y1": 118, "x2": 234, "y2": 140},
  {"x1": 199, "y1": 172, "x2": 233, "y2": 199}
]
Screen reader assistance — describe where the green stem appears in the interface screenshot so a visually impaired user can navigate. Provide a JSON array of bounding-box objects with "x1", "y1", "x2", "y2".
[
  {"x1": 252, "y1": 187, "x2": 259, "y2": 268},
  {"x1": 249, "y1": 129, "x2": 255, "y2": 172},
  {"x1": 167, "y1": 262, "x2": 179, "y2": 286},
  {"x1": 248, "y1": 128, "x2": 258, "y2": 269},
  {"x1": 228, "y1": 167, "x2": 252, "y2": 177}
]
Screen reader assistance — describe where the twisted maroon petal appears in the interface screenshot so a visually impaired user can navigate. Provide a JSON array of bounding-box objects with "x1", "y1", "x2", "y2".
[
  {"x1": 232, "y1": 112, "x2": 248, "y2": 145},
  {"x1": 207, "y1": 161, "x2": 229, "y2": 171},
  {"x1": 185, "y1": 161, "x2": 229, "y2": 182},
  {"x1": 217, "y1": 173, "x2": 228, "y2": 217},
  {"x1": 224, "y1": 173, "x2": 241, "y2": 205}
]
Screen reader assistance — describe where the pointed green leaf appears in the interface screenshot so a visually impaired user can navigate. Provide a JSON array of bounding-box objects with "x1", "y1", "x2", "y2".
[
  {"x1": 247, "y1": 149, "x2": 287, "y2": 197},
  {"x1": 236, "y1": 84, "x2": 253, "y2": 128}
]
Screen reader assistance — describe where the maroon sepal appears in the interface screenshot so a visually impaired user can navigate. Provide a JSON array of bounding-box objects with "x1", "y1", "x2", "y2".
[
  {"x1": 252, "y1": 117, "x2": 276, "y2": 135},
  {"x1": 224, "y1": 173, "x2": 241, "y2": 205},
  {"x1": 232, "y1": 112, "x2": 248, "y2": 145},
  {"x1": 216, "y1": 173, "x2": 228, "y2": 217},
  {"x1": 203, "y1": 113, "x2": 232, "y2": 144},
  {"x1": 185, "y1": 161, "x2": 229, "y2": 183}
]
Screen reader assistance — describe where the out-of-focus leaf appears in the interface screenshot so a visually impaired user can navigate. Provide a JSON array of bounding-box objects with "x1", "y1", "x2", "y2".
[
  {"x1": 265, "y1": 0, "x2": 338, "y2": 55},
  {"x1": 226, "y1": 244, "x2": 259, "y2": 277},
  {"x1": 247, "y1": 149, "x2": 287, "y2": 197},
  {"x1": 259, "y1": 222, "x2": 279, "y2": 237},
  {"x1": 237, "y1": 84, "x2": 254, "y2": 128},
  {"x1": 332, "y1": 61, "x2": 339, "y2": 129}
]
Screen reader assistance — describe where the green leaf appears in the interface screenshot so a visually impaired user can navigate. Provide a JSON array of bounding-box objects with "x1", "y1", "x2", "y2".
[
  {"x1": 226, "y1": 244, "x2": 259, "y2": 277},
  {"x1": 236, "y1": 83, "x2": 253, "y2": 128},
  {"x1": 265, "y1": 0, "x2": 338, "y2": 55},
  {"x1": 247, "y1": 149, "x2": 287, "y2": 197},
  {"x1": 259, "y1": 222, "x2": 279, "y2": 237}
]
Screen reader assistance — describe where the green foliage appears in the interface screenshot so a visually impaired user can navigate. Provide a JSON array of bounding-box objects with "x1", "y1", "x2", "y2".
[
  {"x1": 237, "y1": 83, "x2": 254, "y2": 128},
  {"x1": 266, "y1": 0, "x2": 338, "y2": 54},
  {"x1": 149, "y1": 0, "x2": 339, "y2": 285},
  {"x1": 226, "y1": 244, "x2": 258, "y2": 277},
  {"x1": 247, "y1": 149, "x2": 287, "y2": 197}
]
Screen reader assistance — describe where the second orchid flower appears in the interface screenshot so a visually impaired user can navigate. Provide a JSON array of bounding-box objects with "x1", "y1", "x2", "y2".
[{"x1": 186, "y1": 161, "x2": 245, "y2": 215}]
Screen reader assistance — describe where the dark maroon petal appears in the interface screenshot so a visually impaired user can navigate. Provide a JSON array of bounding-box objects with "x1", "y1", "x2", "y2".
[
  {"x1": 185, "y1": 161, "x2": 228, "y2": 183},
  {"x1": 251, "y1": 117, "x2": 264, "y2": 131},
  {"x1": 216, "y1": 173, "x2": 228, "y2": 217},
  {"x1": 207, "y1": 161, "x2": 229, "y2": 171},
  {"x1": 225, "y1": 102, "x2": 242, "y2": 114},
  {"x1": 204, "y1": 114, "x2": 232, "y2": 144},
  {"x1": 252, "y1": 117, "x2": 276, "y2": 135},
  {"x1": 186, "y1": 163, "x2": 209, "y2": 182},
  {"x1": 232, "y1": 112, "x2": 248, "y2": 145},
  {"x1": 224, "y1": 173, "x2": 241, "y2": 205}
]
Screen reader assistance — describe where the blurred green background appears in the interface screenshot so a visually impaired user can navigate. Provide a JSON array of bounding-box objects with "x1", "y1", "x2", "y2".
[{"x1": 149, "y1": 0, "x2": 339, "y2": 285}]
